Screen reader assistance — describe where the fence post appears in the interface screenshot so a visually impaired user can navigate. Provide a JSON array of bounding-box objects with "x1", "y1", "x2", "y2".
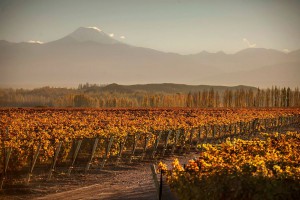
[
  {"x1": 264, "y1": 119, "x2": 268, "y2": 131},
  {"x1": 229, "y1": 124, "x2": 233, "y2": 137},
  {"x1": 187, "y1": 129, "x2": 194, "y2": 152},
  {"x1": 279, "y1": 116, "x2": 283, "y2": 130},
  {"x1": 100, "y1": 135, "x2": 114, "y2": 168},
  {"x1": 1, "y1": 146, "x2": 12, "y2": 190},
  {"x1": 152, "y1": 131, "x2": 162, "y2": 158},
  {"x1": 129, "y1": 133, "x2": 140, "y2": 163},
  {"x1": 239, "y1": 122, "x2": 243, "y2": 135},
  {"x1": 159, "y1": 169, "x2": 163, "y2": 200},
  {"x1": 171, "y1": 130, "x2": 180, "y2": 155},
  {"x1": 85, "y1": 137, "x2": 99, "y2": 173},
  {"x1": 1, "y1": 127, "x2": 12, "y2": 190},
  {"x1": 234, "y1": 123, "x2": 237, "y2": 136},
  {"x1": 212, "y1": 125, "x2": 216, "y2": 139},
  {"x1": 252, "y1": 119, "x2": 258, "y2": 136},
  {"x1": 218, "y1": 125, "x2": 222, "y2": 138},
  {"x1": 141, "y1": 134, "x2": 151, "y2": 161},
  {"x1": 162, "y1": 130, "x2": 171, "y2": 157},
  {"x1": 27, "y1": 141, "x2": 41, "y2": 183},
  {"x1": 204, "y1": 125, "x2": 209, "y2": 143},
  {"x1": 116, "y1": 134, "x2": 128, "y2": 164},
  {"x1": 67, "y1": 139, "x2": 82, "y2": 175},
  {"x1": 179, "y1": 129, "x2": 187, "y2": 154},
  {"x1": 48, "y1": 141, "x2": 62, "y2": 180},
  {"x1": 195, "y1": 126, "x2": 202, "y2": 149}
]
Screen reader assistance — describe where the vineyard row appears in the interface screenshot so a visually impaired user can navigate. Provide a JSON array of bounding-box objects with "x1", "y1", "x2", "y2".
[{"x1": 1, "y1": 114, "x2": 299, "y2": 189}]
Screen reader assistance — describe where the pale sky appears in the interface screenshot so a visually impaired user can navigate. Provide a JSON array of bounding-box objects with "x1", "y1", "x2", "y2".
[{"x1": 0, "y1": 0, "x2": 299, "y2": 54}]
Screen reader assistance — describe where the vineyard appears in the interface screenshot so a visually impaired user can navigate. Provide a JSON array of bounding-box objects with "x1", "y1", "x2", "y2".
[
  {"x1": 159, "y1": 131, "x2": 300, "y2": 199},
  {"x1": 1, "y1": 108, "x2": 300, "y2": 197}
]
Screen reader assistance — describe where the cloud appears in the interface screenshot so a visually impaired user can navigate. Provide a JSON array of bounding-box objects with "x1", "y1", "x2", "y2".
[
  {"x1": 282, "y1": 49, "x2": 290, "y2": 53},
  {"x1": 109, "y1": 33, "x2": 114, "y2": 37},
  {"x1": 242, "y1": 38, "x2": 256, "y2": 48},
  {"x1": 120, "y1": 36, "x2": 126, "y2": 39},
  {"x1": 87, "y1": 26, "x2": 101, "y2": 32},
  {"x1": 27, "y1": 40, "x2": 44, "y2": 44}
]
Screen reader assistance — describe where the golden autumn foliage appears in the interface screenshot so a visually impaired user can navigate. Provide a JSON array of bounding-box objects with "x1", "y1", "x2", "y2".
[
  {"x1": 0, "y1": 108, "x2": 299, "y2": 170},
  {"x1": 163, "y1": 132, "x2": 300, "y2": 200}
]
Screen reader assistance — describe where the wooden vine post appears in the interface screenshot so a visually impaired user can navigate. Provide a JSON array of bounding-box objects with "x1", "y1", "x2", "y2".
[
  {"x1": 161, "y1": 130, "x2": 171, "y2": 157},
  {"x1": 218, "y1": 125, "x2": 222, "y2": 139},
  {"x1": 67, "y1": 139, "x2": 82, "y2": 175},
  {"x1": 212, "y1": 125, "x2": 216, "y2": 139},
  {"x1": 279, "y1": 116, "x2": 283, "y2": 130},
  {"x1": 195, "y1": 126, "x2": 202, "y2": 151},
  {"x1": 1, "y1": 127, "x2": 12, "y2": 190},
  {"x1": 152, "y1": 131, "x2": 162, "y2": 158},
  {"x1": 179, "y1": 129, "x2": 187, "y2": 154},
  {"x1": 229, "y1": 124, "x2": 233, "y2": 137},
  {"x1": 85, "y1": 137, "x2": 99, "y2": 173},
  {"x1": 27, "y1": 140, "x2": 41, "y2": 183},
  {"x1": 252, "y1": 119, "x2": 258, "y2": 136},
  {"x1": 48, "y1": 141, "x2": 63, "y2": 180},
  {"x1": 116, "y1": 134, "x2": 128, "y2": 164},
  {"x1": 187, "y1": 128, "x2": 194, "y2": 152},
  {"x1": 141, "y1": 134, "x2": 151, "y2": 161},
  {"x1": 0, "y1": 147, "x2": 11, "y2": 190},
  {"x1": 170, "y1": 130, "x2": 180, "y2": 155},
  {"x1": 204, "y1": 125, "x2": 209, "y2": 143},
  {"x1": 129, "y1": 133, "x2": 140, "y2": 163},
  {"x1": 234, "y1": 123, "x2": 237, "y2": 136},
  {"x1": 100, "y1": 135, "x2": 114, "y2": 169},
  {"x1": 239, "y1": 122, "x2": 243, "y2": 135},
  {"x1": 264, "y1": 119, "x2": 268, "y2": 131}
]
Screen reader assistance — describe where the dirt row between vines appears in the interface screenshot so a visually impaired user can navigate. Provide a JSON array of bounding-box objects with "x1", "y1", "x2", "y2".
[{"x1": 1, "y1": 153, "x2": 197, "y2": 200}]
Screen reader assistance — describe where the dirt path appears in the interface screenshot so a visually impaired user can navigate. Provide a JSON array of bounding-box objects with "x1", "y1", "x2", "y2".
[
  {"x1": 35, "y1": 164, "x2": 157, "y2": 200},
  {"x1": 2, "y1": 154, "x2": 196, "y2": 200}
]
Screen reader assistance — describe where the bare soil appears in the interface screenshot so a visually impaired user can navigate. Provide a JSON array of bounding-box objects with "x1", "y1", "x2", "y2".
[{"x1": 0, "y1": 154, "x2": 197, "y2": 200}]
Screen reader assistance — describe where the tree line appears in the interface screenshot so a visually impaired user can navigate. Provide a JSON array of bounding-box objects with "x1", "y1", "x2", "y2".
[{"x1": 0, "y1": 86, "x2": 299, "y2": 108}]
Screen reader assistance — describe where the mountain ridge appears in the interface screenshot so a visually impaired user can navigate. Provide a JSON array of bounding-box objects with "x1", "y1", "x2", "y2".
[{"x1": 0, "y1": 27, "x2": 299, "y2": 89}]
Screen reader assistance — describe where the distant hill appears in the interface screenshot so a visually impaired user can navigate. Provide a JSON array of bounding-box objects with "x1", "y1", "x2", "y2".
[
  {"x1": 82, "y1": 83, "x2": 256, "y2": 94},
  {"x1": 0, "y1": 27, "x2": 299, "y2": 88},
  {"x1": 0, "y1": 83, "x2": 257, "y2": 99}
]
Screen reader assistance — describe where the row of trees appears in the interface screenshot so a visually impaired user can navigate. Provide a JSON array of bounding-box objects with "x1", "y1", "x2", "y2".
[
  {"x1": 222, "y1": 87, "x2": 299, "y2": 108},
  {"x1": 185, "y1": 87, "x2": 300, "y2": 108},
  {"x1": 0, "y1": 86, "x2": 299, "y2": 108}
]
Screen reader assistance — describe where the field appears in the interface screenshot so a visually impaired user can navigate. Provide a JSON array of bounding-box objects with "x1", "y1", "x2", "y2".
[{"x1": 0, "y1": 108, "x2": 300, "y2": 199}]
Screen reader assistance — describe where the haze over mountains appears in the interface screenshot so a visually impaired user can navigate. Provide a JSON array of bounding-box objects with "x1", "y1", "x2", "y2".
[
  {"x1": 83, "y1": 83, "x2": 256, "y2": 94},
  {"x1": 0, "y1": 27, "x2": 299, "y2": 89}
]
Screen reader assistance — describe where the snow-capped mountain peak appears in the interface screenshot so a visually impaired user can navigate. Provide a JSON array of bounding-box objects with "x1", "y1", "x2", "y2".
[{"x1": 67, "y1": 27, "x2": 120, "y2": 44}]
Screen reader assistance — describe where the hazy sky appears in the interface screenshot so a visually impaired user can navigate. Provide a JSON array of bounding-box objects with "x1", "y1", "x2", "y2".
[{"x1": 0, "y1": 0, "x2": 300, "y2": 54}]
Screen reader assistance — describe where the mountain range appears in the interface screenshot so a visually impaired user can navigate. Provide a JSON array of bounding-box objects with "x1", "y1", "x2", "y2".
[{"x1": 0, "y1": 27, "x2": 299, "y2": 88}]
